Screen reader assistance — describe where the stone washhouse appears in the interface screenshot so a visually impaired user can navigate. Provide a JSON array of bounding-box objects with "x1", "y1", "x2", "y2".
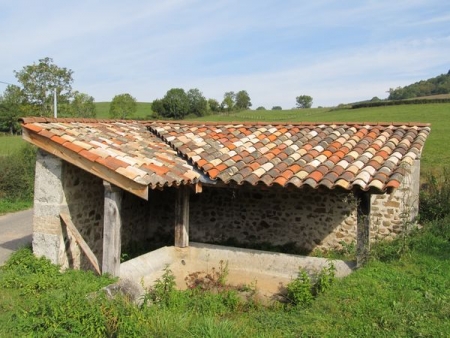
[{"x1": 20, "y1": 118, "x2": 430, "y2": 282}]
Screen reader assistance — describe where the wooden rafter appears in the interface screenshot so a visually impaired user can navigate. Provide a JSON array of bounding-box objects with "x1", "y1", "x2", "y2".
[{"x1": 60, "y1": 212, "x2": 101, "y2": 275}]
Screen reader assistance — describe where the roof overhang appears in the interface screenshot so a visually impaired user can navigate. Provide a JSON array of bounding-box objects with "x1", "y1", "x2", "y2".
[{"x1": 22, "y1": 127, "x2": 150, "y2": 200}]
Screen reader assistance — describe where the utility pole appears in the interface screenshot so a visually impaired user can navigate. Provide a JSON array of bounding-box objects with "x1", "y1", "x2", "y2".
[{"x1": 53, "y1": 89, "x2": 57, "y2": 118}]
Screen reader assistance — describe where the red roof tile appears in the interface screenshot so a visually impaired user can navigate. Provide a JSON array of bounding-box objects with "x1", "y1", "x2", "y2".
[{"x1": 20, "y1": 118, "x2": 431, "y2": 194}]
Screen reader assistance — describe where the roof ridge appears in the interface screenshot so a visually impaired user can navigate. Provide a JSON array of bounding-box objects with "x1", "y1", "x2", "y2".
[
  {"x1": 19, "y1": 117, "x2": 431, "y2": 128},
  {"x1": 18, "y1": 117, "x2": 145, "y2": 124},
  {"x1": 149, "y1": 120, "x2": 431, "y2": 127}
]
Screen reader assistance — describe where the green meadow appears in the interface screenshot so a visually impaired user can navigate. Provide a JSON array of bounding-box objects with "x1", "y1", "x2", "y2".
[{"x1": 0, "y1": 135, "x2": 28, "y2": 156}]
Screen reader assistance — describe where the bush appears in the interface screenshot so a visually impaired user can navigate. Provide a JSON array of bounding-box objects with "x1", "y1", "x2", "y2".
[
  {"x1": 286, "y1": 268, "x2": 313, "y2": 307},
  {"x1": 419, "y1": 169, "x2": 450, "y2": 222},
  {"x1": 0, "y1": 143, "x2": 36, "y2": 201},
  {"x1": 286, "y1": 262, "x2": 336, "y2": 308}
]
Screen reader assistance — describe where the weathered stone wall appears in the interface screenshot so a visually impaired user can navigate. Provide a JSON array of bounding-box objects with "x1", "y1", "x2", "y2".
[
  {"x1": 189, "y1": 186, "x2": 358, "y2": 252},
  {"x1": 62, "y1": 163, "x2": 104, "y2": 270},
  {"x1": 371, "y1": 160, "x2": 420, "y2": 240}
]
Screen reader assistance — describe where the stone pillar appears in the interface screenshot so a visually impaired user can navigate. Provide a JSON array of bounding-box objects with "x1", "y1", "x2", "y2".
[
  {"x1": 102, "y1": 181, "x2": 123, "y2": 277},
  {"x1": 174, "y1": 186, "x2": 190, "y2": 248},
  {"x1": 408, "y1": 159, "x2": 421, "y2": 221},
  {"x1": 356, "y1": 191, "x2": 371, "y2": 268},
  {"x1": 33, "y1": 149, "x2": 66, "y2": 264}
]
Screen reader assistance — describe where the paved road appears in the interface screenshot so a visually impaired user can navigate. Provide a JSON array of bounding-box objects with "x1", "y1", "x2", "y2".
[{"x1": 0, "y1": 209, "x2": 33, "y2": 265}]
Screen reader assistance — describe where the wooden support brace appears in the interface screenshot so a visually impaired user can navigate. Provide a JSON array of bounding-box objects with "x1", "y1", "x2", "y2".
[
  {"x1": 102, "y1": 181, "x2": 123, "y2": 277},
  {"x1": 60, "y1": 212, "x2": 101, "y2": 275},
  {"x1": 356, "y1": 191, "x2": 371, "y2": 268},
  {"x1": 174, "y1": 185, "x2": 190, "y2": 248}
]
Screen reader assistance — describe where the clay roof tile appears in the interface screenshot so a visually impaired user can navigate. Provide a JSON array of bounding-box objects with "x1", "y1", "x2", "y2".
[{"x1": 19, "y1": 119, "x2": 430, "y2": 194}]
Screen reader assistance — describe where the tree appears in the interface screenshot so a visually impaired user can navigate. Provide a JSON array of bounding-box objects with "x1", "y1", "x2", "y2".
[
  {"x1": 187, "y1": 88, "x2": 207, "y2": 117},
  {"x1": 69, "y1": 92, "x2": 96, "y2": 118},
  {"x1": 14, "y1": 57, "x2": 74, "y2": 117},
  {"x1": 256, "y1": 106, "x2": 266, "y2": 110},
  {"x1": 296, "y1": 95, "x2": 313, "y2": 108},
  {"x1": 208, "y1": 98, "x2": 220, "y2": 113},
  {"x1": 221, "y1": 91, "x2": 235, "y2": 112},
  {"x1": 109, "y1": 93, "x2": 137, "y2": 119},
  {"x1": 235, "y1": 90, "x2": 252, "y2": 110},
  {"x1": 272, "y1": 106, "x2": 282, "y2": 110},
  {"x1": 151, "y1": 99, "x2": 165, "y2": 117},
  {"x1": 161, "y1": 88, "x2": 189, "y2": 119},
  {"x1": 0, "y1": 85, "x2": 26, "y2": 134}
]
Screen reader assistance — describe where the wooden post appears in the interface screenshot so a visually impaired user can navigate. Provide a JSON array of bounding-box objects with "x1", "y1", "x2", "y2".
[
  {"x1": 102, "y1": 181, "x2": 123, "y2": 277},
  {"x1": 175, "y1": 185, "x2": 190, "y2": 247},
  {"x1": 356, "y1": 191, "x2": 371, "y2": 268}
]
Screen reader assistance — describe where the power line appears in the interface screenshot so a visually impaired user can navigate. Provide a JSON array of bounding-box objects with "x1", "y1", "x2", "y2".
[{"x1": 0, "y1": 80, "x2": 16, "y2": 86}]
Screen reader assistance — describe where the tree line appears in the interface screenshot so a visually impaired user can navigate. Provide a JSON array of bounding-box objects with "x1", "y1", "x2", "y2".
[
  {"x1": 0, "y1": 57, "x2": 314, "y2": 133},
  {"x1": 387, "y1": 71, "x2": 450, "y2": 100}
]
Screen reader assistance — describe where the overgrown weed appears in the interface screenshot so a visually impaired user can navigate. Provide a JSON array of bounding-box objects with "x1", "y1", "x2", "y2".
[
  {"x1": 285, "y1": 262, "x2": 336, "y2": 308},
  {"x1": 419, "y1": 168, "x2": 450, "y2": 222}
]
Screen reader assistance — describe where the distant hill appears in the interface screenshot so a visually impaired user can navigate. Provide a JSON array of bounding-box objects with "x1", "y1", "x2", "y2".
[{"x1": 388, "y1": 71, "x2": 450, "y2": 100}]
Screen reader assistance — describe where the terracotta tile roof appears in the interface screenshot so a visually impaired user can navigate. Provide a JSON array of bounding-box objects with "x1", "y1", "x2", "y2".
[
  {"x1": 19, "y1": 118, "x2": 200, "y2": 190},
  {"x1": 20, "y1": 118, "x2": 430, "y2": 196},
  {"x1": 148, "y1": 121, "x2": 430, "y2": 193}
]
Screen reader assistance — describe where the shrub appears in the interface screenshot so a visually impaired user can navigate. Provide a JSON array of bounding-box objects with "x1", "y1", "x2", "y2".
[
  {"x1": 286, "y1": 262, "x2": 337, "y2": 308},
  {"x1": 0, "y1": 143, "x2": 36, "y2": 201},
  {"x1": 419, "y1": 169, "x2": 450, "y2": 222},
  {"x1": 313, "y1": 262, "x2": 336, "y2": 295},
  {"x1": 143, "y1": 265, "x2": 176, "y2": 307},
  {"x1": 286, "y1": 268, "x2": 313, "y2": 307}
]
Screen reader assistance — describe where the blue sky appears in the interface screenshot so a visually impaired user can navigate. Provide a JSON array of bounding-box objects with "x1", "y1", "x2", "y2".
[{"x1": 1, "y1": 0, "x2": 449, "y2": 108}]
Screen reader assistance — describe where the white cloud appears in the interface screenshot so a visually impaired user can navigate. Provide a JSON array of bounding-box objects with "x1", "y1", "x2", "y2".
[{"x1": 1, "y1": 0, "x2": 449, "y2": 108}]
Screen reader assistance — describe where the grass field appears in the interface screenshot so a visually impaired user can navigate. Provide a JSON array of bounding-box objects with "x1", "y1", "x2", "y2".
[{"x1": 0, "y1": 135, "x2": 28, "y2": 156}]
